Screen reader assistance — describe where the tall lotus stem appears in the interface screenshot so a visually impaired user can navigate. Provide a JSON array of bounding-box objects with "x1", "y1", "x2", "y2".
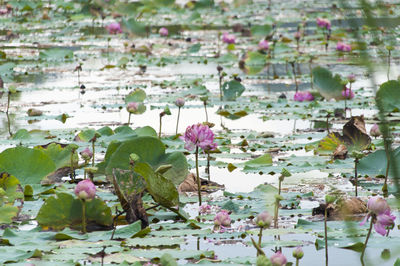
[
  {"x1": 159, "y1": 112, "x2": 165, "y2": 138},
  {"x1": 91, "y1": 140, "x2": 95, "y2": 167},
  {"x1": 70, "y1": 151, "x2": 75, "y2": 181},
  {"x1": 361, "y1": 218, "x2": 373, "y2": 262},
  {"x1": 217, "y1": 66, "x2": 223, "y2": 101},
  {"x1": 354, "y1": 158, "x2": 359, "y2": 197},
  {"x1": 81, "y1": 199, "x2": 87, "y2": 233},
  {"x1": 195, "y1": 146, "x2": 202, "y2": 206},
  {"x1": 387, "y1": 46, "x2": 393, "y2": 81},
  {"x1": 127, "y1": 113, "x2": 132, "y2": 125},
  {"x1": 324, "y1": 206, "x2": 328, "y2": 266},
  {"x1": 290, "y1": 61, "x2": 298, "y2": 92},
  {"x1": 383, "y1": 148, "x2": 390, "y2": 198},
  {"x1": 175, "y1": 106, "x2": 181, "y2": 135},
  {"x1": 273, "y1": 195, "x2": 283, "y2": 228},
  {"x1": 204, "y1": 101, "x2": 208, "y2": 122},
  {"x1": 6, "y1": 91, "x2": 12, "y2": 137},
  {"x1": 257, "y1": 227, "x2": 263, "y2": 252},
  {"x1": 206, "y1": 151, "x2": 211, "y2": 181}
]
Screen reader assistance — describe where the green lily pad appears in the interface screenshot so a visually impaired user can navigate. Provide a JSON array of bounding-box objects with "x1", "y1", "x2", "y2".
[
  {"x1": 36, "y1": 192, "x2": 113, "y2": 231},
  {"x1": 376, "y1": 80, "x2": 400, "y2": 113},
  {"x1": 312, "y1": 66, "x2": 344, "y2": 100},
  {"x1": 0, "y1": 147, "x2": 56, "y2": 185},
  {"x1": 222, "y1": 80, "x2": 246, "y2": 101}
]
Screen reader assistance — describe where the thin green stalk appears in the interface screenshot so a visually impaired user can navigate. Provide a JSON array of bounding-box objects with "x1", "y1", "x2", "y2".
[
  {"x1": 257, "y1": 227, "x2": 263, "y2": 256},
  {"x1": 128, "y1": 113, "x2": 131, "y2": 125},
  {"x1": 355, "y1": 158, "x2": 358, "y2": 197},
  {"x1": 206, "y1": 151, "x2": 210, "y2": 181},
  {"x1": 278, "y1": 178, "x2": 282, "y2": 195},
  {"x1": 175, "y1": 107, "x2": 181, "y2": 135},
  {"x1": 81, "y1": 199, "x2": 87, "y2": 234},
  {"x1": 6, "y1": 92, "x2": 12, "y2": 137},
  {"x1": 324, "y1": 207, "x2": 328, "y2": 266},
  {"x1": 195, "y1": 146, "x2": 202, "y2": 206},
  {"x1": 91, "y1": 140, "x2": 95, "y2": 167},
  {"x1": 296, "y1": 258, "x2": 299, "y2": 266},
  {"x1": 70, "y1": 151, "x2": 75, "y2": 181},
  {"x1": 361, "y1": 218, "x2": 373, "y2": 262},
  {"x1": 387, "y1": 49, "x2": 391, "y2": 81},
  {"x1": 204, "y1": 102, "x2": 208, "y2": 122}
]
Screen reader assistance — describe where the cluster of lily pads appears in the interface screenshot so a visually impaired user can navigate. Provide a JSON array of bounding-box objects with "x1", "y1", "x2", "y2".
[{"x1": 1, "y1": 0, "x2": 400, "y2": 265}]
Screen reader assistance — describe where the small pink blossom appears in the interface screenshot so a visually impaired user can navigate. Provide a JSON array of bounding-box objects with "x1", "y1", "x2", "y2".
[
  {"x1": 341, "y1": 87, "x2": 354, "y2": 99},
  {"x1": 175, "y1": 97, "x2": 185, "y2": 107},
  {"x1": 294, "y1": 91, "x2": 314, "y2": 102},
  {"x1": 258, "y1": 39, "x2": 269, "y2": 51},
  {"x1": 222, "y1": 32, "x2": 235, "y2": 44},
  {"x1": 316, "y1": 18, "x2": 331, "y2": 30},
  {"x1": 360, "y1": 196, "x2": 395, "y2": 236},
  {"x1": 106, "y1": 22, "x2": 122, "y2": 34},
  {"x1": 199, "y1": 204, "x2": 212, "y2": 215},
  {"x1": 214, "y1": 210, "x2": 231, "y2": 227},
  {"x1": 159, "y1": 27, "x2": 169, "y2": 37},
  {"x1": 370, "y1": 124, "x2": 381, "y2": 138},
  {"x1": 255, "y1": 211, "x2": 272, "y2": 228},
  {"x1": 347, "y1": 74, "x2": 356, "y2": 83},
  {"x1": 336, "y1": 42, "x2": 351, "y2": 52},
  {"x1": 270, "y1": 251, "x2": 287, "y2": 266},
  {"x1": 181, "y1": 124, "x2": 217, "y2": 151},
  {"x1": 80, "y1": 147, "x2": 93, "y2": 161},
  {"x1": 74, "y1": 179, "x2": 96, "y2": 201}
]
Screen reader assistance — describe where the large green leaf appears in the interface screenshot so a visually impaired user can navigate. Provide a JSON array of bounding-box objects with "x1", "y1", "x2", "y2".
[
  {"x1": 243, "y1": 51, "x2": 267, "y2": 75},
  {"x1": 376, "y1": 80, "x2": 400, "y2": 113},
  {"x1": 222, "y1": 80, "x2": 246, "y2": 101},
  {"x1": 358, "y1": 146, "x2": 400, "y2": 178},
  {"x1": 122, "y1": 17, "x2": 147, "y2": 36},
  {"x1": 39, "y1": 48, "x2": 73, "y2": 61},
  {"x1": 34, "y1": 143, "x2": 78, "y2": 170},
  {"x1": 0, "y1": 147, "x2": 56, "y2": 185},
  {"x1": 312, "y1": 66, "x2": 344, "y2": 100},
  {"x1": 134, "y1": 162, "x2": 179, "y2": 208},
  {"x1": 104, "y1": 137, "x2": 188, "y2": 185},
  {"x1": 125, "y1": 88, "x2": 147, "y2": 103},
  {"x1": 251, "y1": 24, "x2": 272, "y2": 36},
  {"x1": 36, "y1": 192, "x2": 112, "y2": 231}
]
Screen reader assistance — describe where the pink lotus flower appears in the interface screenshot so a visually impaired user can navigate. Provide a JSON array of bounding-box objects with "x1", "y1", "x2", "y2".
[
  {"x1": 258, "y1": 40, "x2": 269, "y2": 51},
  {"x1": 370, "y1": 124, "x2": 381, "y2": 138},
  {"x1": 214, "y1": 210, "x2": 231, "y2": 227},
  {"x1": 80, "y1": 147, "x2": 93, "y2": 161},
  {"x1": 74, "y1": 179, "x2": 96, "y2": 201},
  {"x1": 360, "y1": 196, "x2": 396, "y2": 236},
  {"x1": 175, "y1": 97, "x2": 185, "y2": 107},
  {"x1": 182, "y1": 124, "x2": 217, "y2": 151},
  {"x1": 199, "y1": 204, "x2": 212, "y2": 215},
  {"x1": 159, "y1": 27, "x2": 168, "y2": 37},
  {"x1": 316, "y1": 18, "x2": 331, "y2": 30},
  {"x1": 106, "y1": 22, "x2": 122, "y2": 34},
  {"x1": 126, "y1": 102, "x2": 140, "y2": 113},
  {"x1": 342, "y1": 87, "x2": 354, "y2": 99},
  {"x1": 222, "y1": 32, "x2": 235, "y2": 44},
  {"x1": 347, "y1": 74, "x2": 356, "y2": 83},
  {"x1": 270, "y1": 251, "x2": 287, "y2": 266},
  {"x1": 255, "y1": 211, "x2": 272, "y2": 228},
  {"x1": 294, "y1": 91, "x2": 314, "y2": 102},
  {"x1": 336, "y1": 42, "x2": 351, "y2": 52},
  {"x1": 292, "y1": 246, "x2": 304, "y2": 259}
]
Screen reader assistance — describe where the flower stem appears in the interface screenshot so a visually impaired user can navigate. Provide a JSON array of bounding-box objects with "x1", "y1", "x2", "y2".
[
  {"x1": 175, "y1": 107, "x2": 181, "y2": 135},
  {"x1": 361, "y1": 218, "x2": 373, "y2": 262},
  {"x1": 91, "y1": 140, "x2": 95, "y2": 167},
  {"x1": 278, "y1": 177, "x2": 282, "y2": 195},
  {"x1": 355, "y1": 158, "x2": 358, "y2": 197},
  {"x1": 81, "y1": 199, "x2": 87, "y2": 234},
  {"x1": 128, "y1": 113, "x2": 131, "y2": 125},
  {"x1": 70, "y1": 151, "x2": 75, "y2": 181},
  {"x1": 204, "y1": 101, "x2": 208, "y2": 123},
  {"x1": 296, "y1": 258, "x2": 299, "y2": 266},
  {"x1": 195, "y1": 147, "x2": 202, "y2": 206},
  {"x1": 324, "y1": 206, "x2": 328, "y2": 266},
  {"x1": 257, "y1": 227, "x2": 263, "y2": 256},
  {"x1": 6, "y1": 91, "x2": 12, "y2": 137}
]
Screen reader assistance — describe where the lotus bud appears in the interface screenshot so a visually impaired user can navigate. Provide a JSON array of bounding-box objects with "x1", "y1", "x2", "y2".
[
  {"x1": 105, "y1": 22, "x2": 122, "y2": 34},
  {"x1": 370, "y1": 124, "x2": 381, "y2": 138},
  {"x1": 222, "y1": 32, "x2": 235, "y2": 44},
  {"x1": 270, "y1": 251, "x2": 287, "y2": 266},
  {"x1": 367, "y1": 196, "x2": 389, "y2": 215},
  {"x1": 159, "y1": 27, "x2": 169, "y2": 37},
  {"x1": 347, "y1": 74, "x2": 356, "y2": 83},
  {"x1": 294, "y1": 31, "x2": 301, "y2": 40},
  {"x1": 127, "y1": 102, "x2": 139, "y2": 113},
  {"x1": 214, "y1": 210, "x2": 231, "y2": 227},
  {"x1": 199, "y1": 204, "x2": 212, "y2": 215},
  {"x1": 258, "y1": 40, "x2": 269, "y2": 51},
  {"x1": 341, "y1": 87, "x2": 354, "y2": 99},
  {"x1": 292, "y1": 246, "x2": 304, "y2": 259},
  {"x1": 80, "y1": 148, "x2": 93, "y2": 161},
  {"x1": 74, "y1": 179, "x2": 96, "y2": 201},
  {"x1": 175, "y1": 97, "x2": 185, "y2": 108},
  {"x1": 255, "y1": 211, "x2": 272, "y2": 228}
]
